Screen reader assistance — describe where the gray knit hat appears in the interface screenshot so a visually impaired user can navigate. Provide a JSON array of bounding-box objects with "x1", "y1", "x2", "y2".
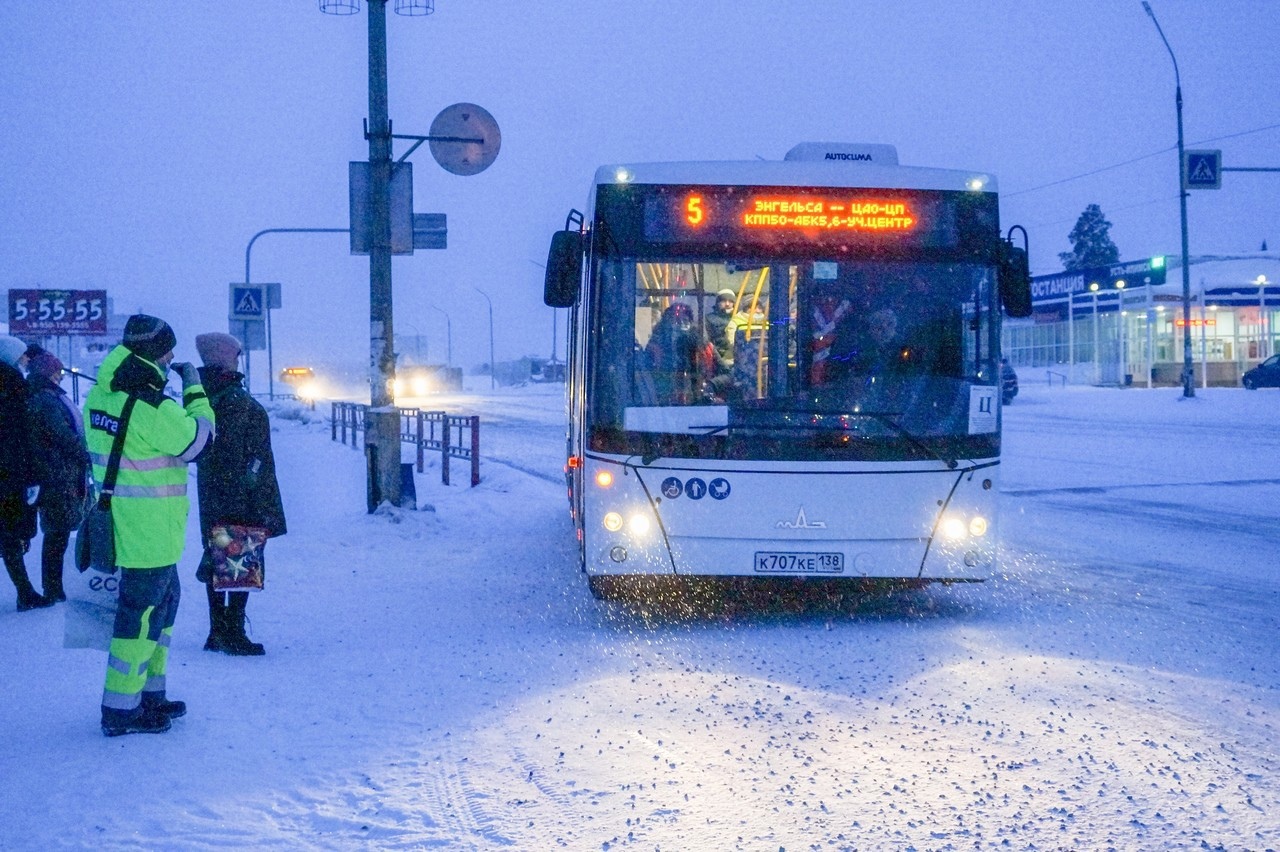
[{"x1": 122, "y1": 314, "x2": 177, "y2": 361}]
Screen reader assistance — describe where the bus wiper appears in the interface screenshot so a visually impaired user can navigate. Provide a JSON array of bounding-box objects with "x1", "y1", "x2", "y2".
[{"x1": 862, "y1": 412, "x2": 959, "y2": 469}]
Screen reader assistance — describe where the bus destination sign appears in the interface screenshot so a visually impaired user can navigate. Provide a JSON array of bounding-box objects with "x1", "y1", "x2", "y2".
[
  {"x1": 729, "y1": 196, "x2": 914, "y2": 232},
  {"x1": 639, "y1": 185, "x2": 961, "y2": 249}
]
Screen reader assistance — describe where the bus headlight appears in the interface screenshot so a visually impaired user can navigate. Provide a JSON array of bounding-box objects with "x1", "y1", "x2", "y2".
[
  {"x1": 603, "y1": 512, "x2": 624, "y2": 532},
  {"x1": 968, "y1": 516, "x2": 989, "y2": 537},
  {"x1": 941, "y1": 517, "x2": 966, "y2": 540},
  {"x1": 628, "y1": 514, "x2": 651, "y2": 535}
]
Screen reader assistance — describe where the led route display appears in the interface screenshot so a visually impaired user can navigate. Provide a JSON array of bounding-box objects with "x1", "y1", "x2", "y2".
[
  {"x1": 737, "y1": 197, "x2": 916, "y2": 231},
  {"x1": 632, "y1": 184, "x2": 976, "y2": 251}
]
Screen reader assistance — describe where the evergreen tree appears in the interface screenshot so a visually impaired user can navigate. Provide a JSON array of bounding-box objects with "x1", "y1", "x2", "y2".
[{"x1": 1058, "y1": 204, "x2": 1120, "y2": 271}]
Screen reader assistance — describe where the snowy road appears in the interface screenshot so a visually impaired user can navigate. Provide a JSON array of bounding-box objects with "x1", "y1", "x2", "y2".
[{"x1": 2, "y1": 382, "x2": 1277, "y2": 850}]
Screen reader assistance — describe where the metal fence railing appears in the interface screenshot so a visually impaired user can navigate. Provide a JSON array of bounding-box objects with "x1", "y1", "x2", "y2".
[{"x1": 332, "y1": 401, "x2": 480, "y2": 487}]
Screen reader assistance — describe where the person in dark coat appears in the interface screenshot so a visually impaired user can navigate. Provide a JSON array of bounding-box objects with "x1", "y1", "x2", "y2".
[
  {"x1": 645, "y1": 302, "x2": 713, "y2": 404},
  {"x1": 26, "y1": 351, "x2": 91, "y2": 602},
  {"x1": 194, "y1": 333, "x2": 286, "y2": 655},
  {"x1": 0, "y1": 335, "x2": 50, "y2": 611}
]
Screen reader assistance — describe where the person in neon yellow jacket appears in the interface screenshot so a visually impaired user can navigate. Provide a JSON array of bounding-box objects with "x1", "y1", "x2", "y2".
[{"x1": 84, "y1": 315, "x2": 214, "y2": 737}]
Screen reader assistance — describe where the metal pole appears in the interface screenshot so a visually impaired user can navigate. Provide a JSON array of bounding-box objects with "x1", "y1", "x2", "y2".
[
  {"x1": 1199, "y1": 277, "x2": 1208, "y2": 389},
  {"x1": 474, "y1": 286, "x2": 495, "y2": 389},
  {"x1": 1261, "y1": 277, "x2": 1270, "y2": 361},
  {"x1": 266, "y1": 296, "x2": 274, "y2": 400},
  {"x1": 429, "y1": 304, "x2": 452, "y2": 365},
  {"x1": 1143, "y1": 1, "x2": 1195, "y2": 397},
  {"x1": 1092, "y1": 292, "x2": 1100, "y2": 385},
  {"x1": 244, "y1": 227, "x2": 349, "y2": 399},
  {"x1": 364, "y1": 0, "x2": 401, "y2": 509},
  {"x1": 1068, "y1": 291, "x2": 1075, "y2": 381}
]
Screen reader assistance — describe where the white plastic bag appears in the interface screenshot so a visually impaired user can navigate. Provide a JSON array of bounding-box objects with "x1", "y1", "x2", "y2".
[{"x1": 63, "y1": 567, "x2": 119, "y2": 651}]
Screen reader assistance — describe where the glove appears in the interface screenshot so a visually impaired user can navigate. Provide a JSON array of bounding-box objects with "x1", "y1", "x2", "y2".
[
  {"x1": 25, "y1": 485, "x2": 39, "y2": 505},
  {"x1": 173, "y1": 361, "x2": 200, "y2": 388}
]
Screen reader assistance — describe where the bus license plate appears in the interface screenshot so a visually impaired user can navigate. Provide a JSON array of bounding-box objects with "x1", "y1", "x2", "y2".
[{"x1": 753, "y1": 551, "x2": 844, "y2": 574}]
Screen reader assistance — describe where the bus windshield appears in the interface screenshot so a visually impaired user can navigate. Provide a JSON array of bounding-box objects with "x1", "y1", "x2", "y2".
[{"x1": 586, "y1": 254, "x2": 1001, "y2": 463}]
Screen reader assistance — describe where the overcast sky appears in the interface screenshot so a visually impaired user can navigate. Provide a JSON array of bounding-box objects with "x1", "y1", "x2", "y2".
[{"x1": 2, "y1": 2, "x2": 1277, "y2": 381}]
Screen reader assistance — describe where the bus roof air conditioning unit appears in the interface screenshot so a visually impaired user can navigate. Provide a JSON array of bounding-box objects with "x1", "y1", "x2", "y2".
[{"x1": 784, "y1": 142, "x2": 899, "y2": 165}]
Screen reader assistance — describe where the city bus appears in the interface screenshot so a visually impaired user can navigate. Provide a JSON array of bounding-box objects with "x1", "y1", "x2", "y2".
[{"x1": 543, "y1": 142, "x2": 1031, "y2": 599}]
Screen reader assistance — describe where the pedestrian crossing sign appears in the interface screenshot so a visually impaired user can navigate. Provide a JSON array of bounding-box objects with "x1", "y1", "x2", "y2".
[
  {"x1": 1183, "y1": 149, "x2": 1222, "y2": 190},
  {"x1": 229, "y1": 284, "x2": 266, "y2": 320}
]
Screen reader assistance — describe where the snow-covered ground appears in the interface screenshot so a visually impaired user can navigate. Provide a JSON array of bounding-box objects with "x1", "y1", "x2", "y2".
[{"x1": 1, "y1": 381, "x2": 1277, "y2": 851}]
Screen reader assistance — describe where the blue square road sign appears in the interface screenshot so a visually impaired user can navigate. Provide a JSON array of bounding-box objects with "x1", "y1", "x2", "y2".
[
  {"x1": 1184, "y1": 149, "x2": 1222, "y2": 190},
  {"x1": 230, "y1": 284, "x2": 266, "y2": 320}
]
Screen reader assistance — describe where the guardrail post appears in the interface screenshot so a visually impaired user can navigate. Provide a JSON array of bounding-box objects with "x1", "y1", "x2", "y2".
[
  {"x1": 331, "y1": 402, "x2": 337, "y2": 442},
  {"x1": 416, "y1": 410, "x2": 425, "y2": 473},
  {"x1": 469, "y1": 415, "x2": 480, "y2": 487},
  {"x1": 441, "y1": 419, "x2": 451, "y2": 486}
]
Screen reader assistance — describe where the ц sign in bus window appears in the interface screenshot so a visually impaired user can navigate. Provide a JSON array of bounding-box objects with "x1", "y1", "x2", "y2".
[{"x1": 7, "y1": 289, "x2": 107, "y2": 335}]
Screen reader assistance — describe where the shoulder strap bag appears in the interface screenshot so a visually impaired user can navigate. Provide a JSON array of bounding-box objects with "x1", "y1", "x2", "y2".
[{"x1": 75, "y1": 396, "x2": 138, "y2": 574}]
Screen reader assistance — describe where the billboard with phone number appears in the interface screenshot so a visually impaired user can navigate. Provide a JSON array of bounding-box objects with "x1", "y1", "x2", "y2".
[{"x1": 8, "y1": 289, "x2": 107, "y2": 335}]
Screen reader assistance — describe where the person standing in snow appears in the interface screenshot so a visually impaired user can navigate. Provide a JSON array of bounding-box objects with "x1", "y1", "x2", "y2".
[
  {"x1": 25, "y1": 351, "x2": 91, "y2": 603},
  {"x1": 0, "y1": 335, "x2": 50, "y2": 612},
  {"x1": 86, "y1": 315, "x2": 214, "y2": 737},
  {"x1": 194, "y1": 332, "x2": 286, "y2": 656}
]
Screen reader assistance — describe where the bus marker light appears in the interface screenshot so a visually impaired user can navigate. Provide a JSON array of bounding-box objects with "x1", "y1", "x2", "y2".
[
  {"x1": 969, "y1": 516, "x2": 988, "y2": 537},
  {"x1": 595, "y1": 470, "x2": 614, "y2": 488},
  {"x1": 603, "y1": 512, "x2": 623, "y2": 532},
  {"x1": 567, "y1": 456, "x2": 582, "y2": 469}
]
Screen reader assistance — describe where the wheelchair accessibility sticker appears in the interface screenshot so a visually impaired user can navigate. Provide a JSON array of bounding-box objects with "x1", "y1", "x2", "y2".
[{"x1": 660, "y1": 476, "x2": 731, "y2": 500}]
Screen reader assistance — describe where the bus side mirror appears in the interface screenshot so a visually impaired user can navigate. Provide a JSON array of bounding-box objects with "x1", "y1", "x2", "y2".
[
  {"x1": 999, "y1": 231, "x2": 1033, "y2": 318},
  {"x1": 544, "y1": 230, "x2": 583, "y2": 308}
]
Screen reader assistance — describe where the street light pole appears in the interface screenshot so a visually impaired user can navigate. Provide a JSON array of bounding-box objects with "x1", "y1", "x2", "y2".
[
  {"x1": 399, "y1": 322, "x2": 424, "y2": 362},
  {"x1": 473, "y1": 286, "x2": 495, "y2": 389},
  {"x1": 364, "y1": 0, "x2": 403, "y2": 506},
  {"x1": 1143, "y1": 1, "x2": 1195, "y2": 398},
  {"x1": 428, "y1": 304, "x2": 452, "y2": 365}
]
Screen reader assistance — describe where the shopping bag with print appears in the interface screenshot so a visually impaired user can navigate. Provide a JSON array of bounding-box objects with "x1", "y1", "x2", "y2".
[{"x1": 206, "y1": 524, "x2": 268, "y2": 592}]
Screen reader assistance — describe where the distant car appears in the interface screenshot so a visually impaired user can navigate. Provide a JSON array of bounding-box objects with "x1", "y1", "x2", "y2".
[
  {"x1": 1000, "y1": 357, "x2": 1018, "y2": 404},
  {"x1": 1242, "y1": 354, "x2": 1280, "y2": 389}
]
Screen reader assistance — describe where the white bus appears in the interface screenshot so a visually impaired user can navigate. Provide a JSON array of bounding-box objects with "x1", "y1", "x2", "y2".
[{"x1": 543, "y1": 142, "x2": 1031, "y2": 599}]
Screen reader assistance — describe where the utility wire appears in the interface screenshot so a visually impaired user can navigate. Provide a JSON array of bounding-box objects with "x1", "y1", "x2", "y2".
[{"x1": 1005, "y1": 122, "x2": 1280, "y2": 198}]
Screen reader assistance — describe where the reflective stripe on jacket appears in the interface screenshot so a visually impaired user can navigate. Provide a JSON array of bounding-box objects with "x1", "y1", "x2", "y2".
[{"x1": 84, "y1": 345, "x2": 215, "y2": 568}]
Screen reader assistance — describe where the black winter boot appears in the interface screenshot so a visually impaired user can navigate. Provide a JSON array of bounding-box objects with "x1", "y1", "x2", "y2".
[
  {"x1": 204, "y1": 582, "x2": 227, "y2": 652},
  {"x1": 141, "y1": 691, "x2": 187, "y2": 719},
  {"x1": 6, "y1": 545, "x2": 51, "y2": 612},
  {"x1": 40, "y1": 530, "x2": 69, "y2": 602},
  {"x1": 223, "y1": 593, "x2": 265, "y2": 656},
  {"x1": 101, "y1": 706, "x2": 172, "y2": 737}
]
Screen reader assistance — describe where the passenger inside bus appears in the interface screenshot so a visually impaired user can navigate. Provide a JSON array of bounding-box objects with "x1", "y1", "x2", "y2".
[
  {"x1": 643, "y1": 302, "x2": 714, "y2": 404},
  {"x1": 705, "y1": 289, "x2": 737, "y2": 400}
]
